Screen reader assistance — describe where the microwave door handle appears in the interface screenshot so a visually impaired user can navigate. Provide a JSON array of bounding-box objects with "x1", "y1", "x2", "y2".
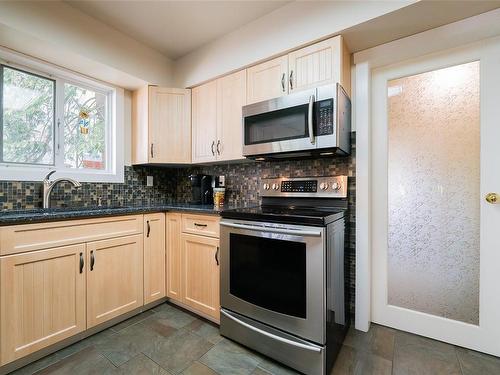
[
  {"x1": 308, "y1": 94, "x2": 315, "y2": 144},
  {"x1": 220, "y1": 221, "x2": 322, "y2": 237}
]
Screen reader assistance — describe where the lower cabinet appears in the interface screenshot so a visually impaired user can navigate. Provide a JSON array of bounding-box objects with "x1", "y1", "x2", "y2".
[
  {"x1": 144, "y1": 213, "x2": 166, "y2": 304},
  {"x1": 182, "y1": 233, "x2": 220, "y2": 321},
  {"x1": 0, "y1": 244, "x2": 87, "y2": 365},
  {"x1": 86, "y1": 234, "x2": 144, "y2": 328},
  {"x1": 166, "y1": 213, "x2": 183, "y2": 302}
]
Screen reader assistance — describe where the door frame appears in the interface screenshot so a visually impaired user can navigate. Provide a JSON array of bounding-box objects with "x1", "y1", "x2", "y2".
[{"x1": 353, "y1": 8, "x2": 500, "y2": 333}]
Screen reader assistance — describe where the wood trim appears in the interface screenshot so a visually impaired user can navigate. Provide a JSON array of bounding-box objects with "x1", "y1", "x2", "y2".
[{"x1": 0, "y1": 215, "x2": 143, "y2": 256}]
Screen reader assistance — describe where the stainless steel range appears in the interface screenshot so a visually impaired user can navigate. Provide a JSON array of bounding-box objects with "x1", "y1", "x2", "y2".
[{"x1": 219, "y1": 176, "x2": 350, "y2": 375}]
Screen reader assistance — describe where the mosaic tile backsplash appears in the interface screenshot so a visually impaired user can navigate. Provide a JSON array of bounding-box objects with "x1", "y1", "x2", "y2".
[{"x1": 0, "y1": 133, "x2": 356, "y2": 314}]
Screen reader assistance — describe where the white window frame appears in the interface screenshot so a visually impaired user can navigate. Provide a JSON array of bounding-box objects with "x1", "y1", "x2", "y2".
[{"x1": 0, "y1": 47, "x2": 124, "y2": 183}]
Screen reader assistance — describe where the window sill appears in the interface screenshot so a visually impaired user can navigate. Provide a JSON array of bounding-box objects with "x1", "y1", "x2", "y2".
[{"x1": 0, "y1": 165, "x2": 124, "y2": 183}]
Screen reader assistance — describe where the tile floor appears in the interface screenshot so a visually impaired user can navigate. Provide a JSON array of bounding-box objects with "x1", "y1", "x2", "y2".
[{"x1": 10, "y1": 303, "x2": 500, "y2": 375}]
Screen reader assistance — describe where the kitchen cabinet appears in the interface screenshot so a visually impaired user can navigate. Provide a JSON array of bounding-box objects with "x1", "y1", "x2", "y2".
[
  {"x1": 166, "y1": 213, "x2": 182, "y2": 302},
  {"x1": 246, "y1": 36, "x2": 351, "y2": 105},
  {"x1": 0, "y1": 244, "x2": 86, "y2": 365},
  {"x1": 246, "y1": 55, "x2": 288, "y2": 105},
  {"x1": 144, "y1": 213, "x2": 166, "y2": 304},
  {"x1": 86, "y1": 234, "x2": 144, "y2": 328},
  {"x1": 288, "y1": 35, "x2": 351, "y2": 95},
  {"x1": 217, "y1": 70, "x2": 246, "y2": 161},
  {"x1": 166, "y1": 213, "x2": 220, "y2": 322},
  {"x1": 192, "y1": 71, "x2": 246, "y2": 163},
  {"x1": 181, "y1": 233, "x2": 220, "y2": 321},
  {"x1": 132, "y1": 86, "x2": 191, "y2": 164}
]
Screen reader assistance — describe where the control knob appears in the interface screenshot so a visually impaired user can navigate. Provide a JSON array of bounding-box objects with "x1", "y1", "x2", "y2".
[
  {"x1": 319, "y1": 182, "x2": 329, "y2": 190},
  {"x1": 272, "y1": 183, "x2": 280, "y2": 190},
  {"x1": 263, "y1": 183, "x2": 270, "y2": 190},
  {"x1": 331, "y1": 182, "x2": 341, "y2": 191}
]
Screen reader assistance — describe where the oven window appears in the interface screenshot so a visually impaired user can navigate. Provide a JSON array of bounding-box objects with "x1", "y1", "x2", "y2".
[
  {"x1": 244, "y1": 104, "x2": 309, "y2": 145},
  {"x1": 229, "y1": 233, "x2": 307, "y2": 318}
]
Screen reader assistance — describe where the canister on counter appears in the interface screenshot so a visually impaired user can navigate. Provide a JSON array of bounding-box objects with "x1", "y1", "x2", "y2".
[{"x1": 213, "y1": 188, "x2": 225, "y2": 206}]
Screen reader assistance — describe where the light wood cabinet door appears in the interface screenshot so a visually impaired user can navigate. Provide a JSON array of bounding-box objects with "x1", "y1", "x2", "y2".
[
  {"x1": 144, "y1": 213, "x2": 166, "y2": 305},
  {"x1": 247, "y1": 55, "x2": 288, "y2": 104},
  {"x1": 149, "y1": 87, "x2": 191, "y2": 164},
  {"x1": 0, "y1": 244, "x2": 86, "y2": 365},
  {"x1": 288, "y1": 35, "x2": 350, "y2": 95},
  {"x1": 181, "y1": 233, "x2": 220, "y2": 321},
  {"x1": 86, "y1": 235, "x2": 143, "y2": 328},
  {"x1": 216, "y1": 70, "x2": 246, "y2": 161},
  {"x1": 166, "y1": 213, "x2": 182, "y2": 302},
  {"x1": 132, "y1": 86, "x2": 191, "y2": 164},
  {"x1": 192, "y1": 81, "x2": 218, "y2": 163}
]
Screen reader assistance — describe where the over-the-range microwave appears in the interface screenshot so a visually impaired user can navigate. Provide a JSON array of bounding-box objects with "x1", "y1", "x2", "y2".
[{"x1": 242, "y1": 83, "x2": 351, "y2": 160}]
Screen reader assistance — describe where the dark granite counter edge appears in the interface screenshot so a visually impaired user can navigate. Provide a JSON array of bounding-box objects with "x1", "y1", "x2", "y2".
[{"x1": 0, "y1": 204, "x2": 238, "y2": 226}]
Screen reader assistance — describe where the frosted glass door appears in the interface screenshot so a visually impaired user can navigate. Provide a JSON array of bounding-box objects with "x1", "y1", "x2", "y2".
[
  {"x1": 371, "y1": 38, "x2": 500, "y2": 356},
  {"x1": 387, "y1": 62, "x2": 480, "y2": 325}
]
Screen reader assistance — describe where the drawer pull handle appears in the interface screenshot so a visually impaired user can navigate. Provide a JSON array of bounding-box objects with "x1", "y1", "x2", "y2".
[
  {"x1": 90, "y1": 250, "x2": 95, "y2": 271},
  {"x1": 147, "y1": 220, "x2": 151, "y2": 237},
  {"x1": 215, "y1": 246, "x2": 220, "y2": 266},
  {"x1": 79, "y1": 252, "x2": 84, "y2": 274},
  {"x1": 194, "y1": 223, "x2": 208, "y2": 228}
]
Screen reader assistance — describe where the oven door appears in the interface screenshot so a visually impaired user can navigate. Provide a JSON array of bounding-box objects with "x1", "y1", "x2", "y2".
[
  {"x1": 242, "y1": 88, "x2": 318, "y2": 157},
  {"x1": 220, "y1": 219, "x2": 325, "y2": 344}
]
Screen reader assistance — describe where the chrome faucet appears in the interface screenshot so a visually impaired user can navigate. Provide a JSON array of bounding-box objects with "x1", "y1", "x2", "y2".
[{"x1": 42, "y1": 170, "x2": 82, "y2": 209}]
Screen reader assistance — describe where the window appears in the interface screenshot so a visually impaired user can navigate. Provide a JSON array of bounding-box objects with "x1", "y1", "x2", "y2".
[{"x1": 0, "y1": 55, "x2": 123, "y2": 182}]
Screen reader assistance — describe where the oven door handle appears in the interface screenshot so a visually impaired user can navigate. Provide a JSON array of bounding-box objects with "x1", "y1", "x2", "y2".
[
  {"x1": 221, "y1": 310, "x2": 322, "y2": 353},
  {"x1": 220, "y1": 221, "x2": 322, "y2": 237},
  {"x1": 308, "y1": 94, "x2": 315, "y2": 144}
]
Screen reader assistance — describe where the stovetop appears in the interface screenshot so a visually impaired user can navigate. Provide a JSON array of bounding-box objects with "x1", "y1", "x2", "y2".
[{"x1": 220, "y1": 205, "x2": 345, "y2": 226}]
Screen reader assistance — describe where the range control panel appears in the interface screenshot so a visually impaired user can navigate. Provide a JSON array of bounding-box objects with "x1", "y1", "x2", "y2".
[{"x1": 261, "y1": 176, "x2": 348, "y2": 198}]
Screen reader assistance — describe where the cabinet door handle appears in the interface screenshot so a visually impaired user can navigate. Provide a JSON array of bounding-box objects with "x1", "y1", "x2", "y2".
[
  {"x1": 151, "y1": 143, "x2": 154, "y2": 159},
  {"x1": 215, "y1": 246, "x2": 220, "y2": 266},
  {"x1": 216, "y1": 140, "x2": 221, "y2": 155},
  {"x1": 147, "y1": 220, "x2": 151, "y2": 237},
  {"x1": 194, "y1": 223, "x2": 207, "y2": 228},
  {"x1": 90, "y1": 250, "x2": 95, "y2": 271},
  {"x1": 281, "y1": 73, "x2": 285, "y2": 92},
  {"x1": 289, "y1": 70, "x2": 294, "y2": 90},
  {"x1": 79, "y1": 252, "x2": 84, "y2": 274},
  {"x1": 211, "y1": 141, "x2": 215, "y2": 156}
]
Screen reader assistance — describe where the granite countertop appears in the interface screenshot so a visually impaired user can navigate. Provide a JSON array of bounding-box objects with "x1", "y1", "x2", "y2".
[{"x1": 0, "y1": 203, "x2": 245, "y2": 226}]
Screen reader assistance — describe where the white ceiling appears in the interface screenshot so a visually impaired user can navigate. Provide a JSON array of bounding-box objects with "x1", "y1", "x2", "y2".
[{"x1": 65, "y1": 0, "x2": 290, "y2": 60}]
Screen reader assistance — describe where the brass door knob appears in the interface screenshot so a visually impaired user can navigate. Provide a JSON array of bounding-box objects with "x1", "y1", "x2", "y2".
[{"x1": 486, "y1": 193, "x2": 499, "y2": 204}]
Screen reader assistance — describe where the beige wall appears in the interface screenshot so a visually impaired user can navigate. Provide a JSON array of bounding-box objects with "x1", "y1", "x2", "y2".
[
  {"x1": 0, "y1": 1, "x2": 174, "y2": 90},
  {"x1": 173, "y1": 0, "x2": 415, "y2": 88}
]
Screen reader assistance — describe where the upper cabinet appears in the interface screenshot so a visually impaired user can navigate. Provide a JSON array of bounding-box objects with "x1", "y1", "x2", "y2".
[
  {"x1": 246, "y1": 35, "x2": 351, "y2": 105},
  {"x1": 192, "y1": 70, "x2": 246, "y2": 163},
  {"x1": 132, "y1": 86, "x2": 191, "y2": 165},
  {"x1": 247, "y1": 55, "x2": 288, "y2": 105},
  {"x1": 288, "y1": 36, "x2": 351, "y2": 95}
]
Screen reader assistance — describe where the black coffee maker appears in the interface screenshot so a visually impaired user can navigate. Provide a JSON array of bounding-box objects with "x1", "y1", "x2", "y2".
[{"x1": 189, "y1": 174, "x2": 213, "y2": 204}]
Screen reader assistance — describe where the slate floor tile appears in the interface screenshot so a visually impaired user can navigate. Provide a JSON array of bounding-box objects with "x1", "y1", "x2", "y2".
[
  {"x1": 116, "y1": 353, "x2": 171, "y2": 375},
  {"x1": 200, "y1": 338, "x2": 263, "y2": 375},
  {"x1": 456, "y1": 346, "x2": 500, "y2": 375},
  {"x1": 10, "y1": 353, "x2": 60, "y2": 375},
  {"x1": 393, "y1": 331, "x2": 461, "y2": 375},
  {"x1": 152, "y1": 303, "x2": 198, "y2": 329},
  {"x1": 34, "y1": 347, "x2": 116, "y2": 375},
  {"x1": 94, "y1": 321, "x2": 164, "y2": 366},
  {"x1": 257, "y1": 357, "x2": 300, "y2": 375},
  {"x1": 185, "y1": 319, "x2": 223, "y2": 345},
  {"x1": 331, "y1": 345, "x2": 392, "y2": 375},
  {"x1": 182, "y1": 361, "x2": 219, "y2": 375},
  {"x1": 110, "y1": 310, "x2": 155, "y2": 332},
  {"x1": 144, "y1": 328, "x2": 214, "y2": 374},
  {"x1": 344, "y1": 324, "x2": 395, "y2": 361}
]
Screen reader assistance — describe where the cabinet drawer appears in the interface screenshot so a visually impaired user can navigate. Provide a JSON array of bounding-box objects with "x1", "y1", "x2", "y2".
[
  {"x1": 181, "y1": 214, "x2": 220, "y2": 238},
  {"x1": 0, "y1": 215, "x2": 143, "y2": 256}
]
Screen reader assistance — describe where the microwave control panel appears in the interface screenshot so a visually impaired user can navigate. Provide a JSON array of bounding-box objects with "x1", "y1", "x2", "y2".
[{"x1": 316, "y1": 99, "x2": 334, "y2": 136}]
